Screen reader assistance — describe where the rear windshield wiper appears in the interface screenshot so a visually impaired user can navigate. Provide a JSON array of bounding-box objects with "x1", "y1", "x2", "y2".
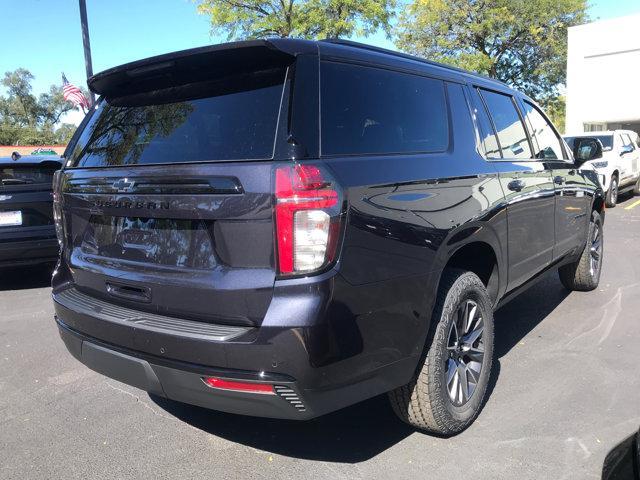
[{"x1": 0, "y1": 178, "x2": 34, "y2": 185}]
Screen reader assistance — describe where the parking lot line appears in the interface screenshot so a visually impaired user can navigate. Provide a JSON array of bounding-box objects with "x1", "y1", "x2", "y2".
[{"x1": 624, "y1": 199, "x2": 640, "y2": 210}]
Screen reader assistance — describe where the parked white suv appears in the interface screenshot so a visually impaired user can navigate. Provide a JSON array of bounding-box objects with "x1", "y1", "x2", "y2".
[{"x1": 564, "y1": 130, "x2": 640, "y2": 207}]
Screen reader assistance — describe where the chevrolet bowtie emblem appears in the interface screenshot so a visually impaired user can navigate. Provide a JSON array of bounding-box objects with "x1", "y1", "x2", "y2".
[{"x1": 112, "y1": 179, "x2": 135, "y2": 193}]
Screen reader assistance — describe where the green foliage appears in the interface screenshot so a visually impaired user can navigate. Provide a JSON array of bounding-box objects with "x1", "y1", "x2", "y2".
[
  {"x1": 543, "y1": 95, "x2": 566, "y2": 133},
  {"x1": 196, "y1": 0, "x2": 395, "y2": 40},
  {"x1": 396, "y1": 0, "x2": 588, "y2": 102},
  {"x1": 0, "y1": 68, "x2": 87, "y2": 146}
]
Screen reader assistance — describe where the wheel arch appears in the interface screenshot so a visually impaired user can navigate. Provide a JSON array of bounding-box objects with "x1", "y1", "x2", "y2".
[
  {"x1": 443, "y1": 240, "x2": 501, "y2": 304},
  {"x1": 593, "y1": 194, "x2": 605, "y2": 215},
  {"x1": 429, "y1": 221, "x2": 505, "y2": 306}
]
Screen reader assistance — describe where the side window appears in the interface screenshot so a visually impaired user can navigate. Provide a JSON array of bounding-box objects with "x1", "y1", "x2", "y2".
[
  {"x1": 479, "y1": 89, "x2": 532, "y2": 159},
  {"x1": 469, "y1": 88, "x2": 501, "y2": 159},
  {"x1": 622, "y1": 133, "x2": 635, "y2": 149},
  {"x1": 521, "y1": 101, "x2": 566, "y2": 160},
  {"x1": 320, "y1": 62, "x2": 449, "y2": 156}
]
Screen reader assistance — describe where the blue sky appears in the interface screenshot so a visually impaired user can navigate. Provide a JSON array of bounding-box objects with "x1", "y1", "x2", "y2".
[{"x1": 1, "y1": 0, "x2": 639, "y2": 100}]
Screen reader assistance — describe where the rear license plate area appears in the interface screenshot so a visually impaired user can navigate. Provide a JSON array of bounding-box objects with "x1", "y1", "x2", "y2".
[
  {"x1": 0, "y1": 210, "x2": 22, "y2": 227},
  {"x1": 80, "y1": 216, "x2": 217, "y2": 269}
]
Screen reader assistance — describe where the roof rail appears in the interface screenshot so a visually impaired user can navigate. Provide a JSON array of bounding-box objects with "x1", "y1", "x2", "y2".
[{"x1": 320, "y1": 38, "x2": 506, "y2": 86}]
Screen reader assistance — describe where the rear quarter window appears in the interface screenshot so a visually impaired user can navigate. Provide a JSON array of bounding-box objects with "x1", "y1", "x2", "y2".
[{"x1": 320, "y1": 62, "x2": 449, "y2": 156}]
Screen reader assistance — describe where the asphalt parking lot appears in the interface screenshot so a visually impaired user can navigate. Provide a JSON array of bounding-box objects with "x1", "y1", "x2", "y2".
[{"x1": 1, "y1": 195, "x2": 639, "y2": 480}]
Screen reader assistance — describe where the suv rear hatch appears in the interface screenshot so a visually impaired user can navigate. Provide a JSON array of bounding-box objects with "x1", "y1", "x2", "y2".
[
  {"x1": 57, "y1": 43, "x2": 296, "y2": 327},
  {"x1": 1, "y1": 159, "x2": 60, "y2": 237}
]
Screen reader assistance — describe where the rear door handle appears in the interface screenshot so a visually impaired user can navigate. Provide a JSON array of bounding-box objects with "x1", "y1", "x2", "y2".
[{"x1": 507, "y1": 179, "x2": 526, "y2": 192}]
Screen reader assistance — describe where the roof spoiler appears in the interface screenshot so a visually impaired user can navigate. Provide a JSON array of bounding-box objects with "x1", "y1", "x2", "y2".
[{"x1": 88, "y1": 40, "x2": 299, "y2": 98}]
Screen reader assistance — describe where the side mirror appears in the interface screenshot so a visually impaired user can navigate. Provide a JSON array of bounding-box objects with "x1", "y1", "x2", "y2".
[
  {"x1": 620, "y1": 144, "x2": 634, "y2": 156},
  {"x1": 573, "y1": 137, "x2": 603, "y2": 165}
]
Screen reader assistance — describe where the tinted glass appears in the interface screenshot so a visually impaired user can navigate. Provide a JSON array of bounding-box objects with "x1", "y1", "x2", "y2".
[
  {"x1": 479, "y1": 90, "x2": 532, "y2": 159},
  {"x1": 522, "y1": 101, "x2": 565, "y2": 160},
  {"x1": 565, "y1": 135, "x2": 613, "y2": 151},
  {"x1": 0, "y1": 164, "x2": 60, "y2": 187},
  {"x1": 69, "y1": 68, "x2": 286, "y2": 167},
  {"x1": 594, "y1": 135, "x2": 614, "y2": 150},
  {"x1": 470, "y1": 89, "x2": 501, "y2": 159},
  {"x1": 321, "y1": 62, "x2": 448, "y2": 156}
]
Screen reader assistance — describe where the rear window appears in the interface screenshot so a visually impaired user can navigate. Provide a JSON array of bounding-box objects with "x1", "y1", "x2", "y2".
[
  {"x1": 0, "y1": 164, "x2": 60, "y2": 187},
  {"x1": 68, "y1": 68, "x2": 287, "y2": 167},
  {"x1": 320, "y1": 62, "x2": 449, "y2": 156}
]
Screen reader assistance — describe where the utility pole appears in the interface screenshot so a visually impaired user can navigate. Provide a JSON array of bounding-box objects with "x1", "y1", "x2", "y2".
[{"x1": 78, "y1": 0, "x2": 96, "y2": 106}]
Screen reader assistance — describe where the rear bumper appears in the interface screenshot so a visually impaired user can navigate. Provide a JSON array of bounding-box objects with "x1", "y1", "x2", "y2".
[
  {"x1": 57, "y1": 319, "x2": 309, "y2": 419},
  {"x1": 0, "y1": 234, "x2": 58, "y2": 267},
  {"x1": 53, "y1": 278, "x2": 420, "y2": 420}
]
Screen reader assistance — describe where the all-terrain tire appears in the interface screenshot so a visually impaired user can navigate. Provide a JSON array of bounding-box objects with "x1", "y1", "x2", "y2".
[
  {"x1": 388, "y1": 269, "x2": 494, "y2": 435},
  {"x1": 558, "y1": 210, "x2": 603, "y2": 291}
]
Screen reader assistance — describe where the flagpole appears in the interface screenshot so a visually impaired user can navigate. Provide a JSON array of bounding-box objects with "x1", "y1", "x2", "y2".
[{"x1": 78, "y1": 0, "x2": 96, "y2": 107}]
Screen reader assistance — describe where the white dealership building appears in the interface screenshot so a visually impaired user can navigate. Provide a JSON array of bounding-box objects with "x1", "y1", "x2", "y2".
[{"x1": 565, "y1": 13, "x2": 640, "y2": 135}]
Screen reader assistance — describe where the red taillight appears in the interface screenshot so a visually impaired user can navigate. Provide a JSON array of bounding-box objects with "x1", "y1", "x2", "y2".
[
  {"x1": 202, "y1": 377, "x2": 275, "y2": 395},
  {"x1": 52, "y1": 170, "x2": 65, "y2": 247},
  {"x1": 274, "y1": 164, "x2": 342, "y2": 276}
]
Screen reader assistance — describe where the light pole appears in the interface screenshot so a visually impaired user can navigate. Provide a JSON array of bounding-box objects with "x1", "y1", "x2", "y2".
[{"x1": 78, "y1": 0, "x2": 96, "y2": 106}]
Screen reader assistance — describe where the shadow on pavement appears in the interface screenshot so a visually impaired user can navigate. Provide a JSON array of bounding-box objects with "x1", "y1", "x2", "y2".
[
  {"x1": 493, "y1": 270, "x2": 570, "y2": 358},
  {"x1": 150, "y1": 392, "x2": 413, "y2": 463},
  {"x1": 151, "y1": 269, "x2": 571, "y2": 461},
  {"x1": 0, "y1": 263, "x2": 54, "y2": 291}
]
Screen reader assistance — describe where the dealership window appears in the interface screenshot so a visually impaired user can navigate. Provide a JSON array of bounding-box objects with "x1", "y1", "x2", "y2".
[
  {"x1": 584, "y1": 123, "x2": 605, "y2": 132},
  {"x1": 522, "y1": 101, "x2": 566, "y2": 160},
  {"x1": 320, "y1": 62, "x2": 449, "y2": 156},
  {"x1": 479, "y1": 89, "x2": 532, "y2": 159}
]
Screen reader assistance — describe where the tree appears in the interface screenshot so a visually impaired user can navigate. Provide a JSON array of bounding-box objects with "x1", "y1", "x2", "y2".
[
  {"x1": 544, "y1": 95, "x2": 566, "y2": 133},
  {"x1": 196, "y1": 0, "x2": 395, "y2": 40},
  {"x1": 0, "y1": 69, "x2": 86, "y2": 146},
  {"x1": 396, "y1": 0, "x2": 588, "y2": 101},
  {"x1": 1, "y1": 68, "x2": 38, "y2": 126},
  {"x1": 53, "y1": 124, "x2": 79, "y2": 144},
  {"x1": 39, "y1": 85, "x2": 77, "y2": 125}
]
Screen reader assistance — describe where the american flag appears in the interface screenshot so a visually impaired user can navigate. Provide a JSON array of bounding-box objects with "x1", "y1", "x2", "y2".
[{"x1": 62, "y1": 73, "x2": 91, "y2": 109}]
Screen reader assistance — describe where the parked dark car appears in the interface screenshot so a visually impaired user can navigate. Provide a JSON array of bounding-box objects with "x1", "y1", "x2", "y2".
[
  {"x1": 0, "y1": 154, "x2": 62, "y2": 268},
  {"x1": 52, "y1": 39, "x2": 605, "y2": 435}
]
